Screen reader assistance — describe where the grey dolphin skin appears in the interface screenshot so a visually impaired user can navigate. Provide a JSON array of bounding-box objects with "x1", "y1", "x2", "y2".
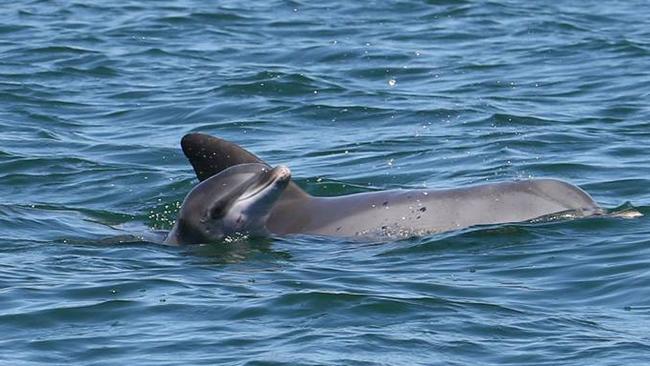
[{"x1": 166, "y1": 133, "x2": 606, "y2": 244}]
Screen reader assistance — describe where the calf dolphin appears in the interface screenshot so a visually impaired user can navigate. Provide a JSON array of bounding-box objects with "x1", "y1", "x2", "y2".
[
  {"x1": 165, "y1": 163, "x2": 291, "y2": 245},
  {"x1": 164, "y1": 133, "x2": 618, "y2": 244}
]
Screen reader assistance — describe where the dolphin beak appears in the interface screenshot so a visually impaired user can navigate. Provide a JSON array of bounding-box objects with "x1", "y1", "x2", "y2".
[
  {"x1": 239, "y1": 165, "x2": 291, "y2": 201},
  {"x1": 272, "y1": 165, "x2": 291, "y2": 182}
]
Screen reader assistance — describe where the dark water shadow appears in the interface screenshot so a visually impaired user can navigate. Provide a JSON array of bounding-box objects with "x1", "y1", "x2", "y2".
[
  {"x1": 182, "y1": 235, "x2": 293, "y2": 265},
  {"x1": 56, "y1": 229, "x2": 293, "y2": 266}
]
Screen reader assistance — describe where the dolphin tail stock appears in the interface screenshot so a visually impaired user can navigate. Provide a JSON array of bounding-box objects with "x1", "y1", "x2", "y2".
[
  {"x1": 603, "y1": 202, "x2": 644, "y2": 219},
  {"x1": 611, "y1": 210, "x2": 644, "y2": 219},
  {"x1": 180, "y1": 133, "x2": 310, "y2": 200}
]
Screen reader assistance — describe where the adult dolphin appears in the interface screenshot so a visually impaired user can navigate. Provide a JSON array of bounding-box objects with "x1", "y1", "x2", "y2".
[{"x1": 165, "y1": 133, "x2": 630, "y2": 244}]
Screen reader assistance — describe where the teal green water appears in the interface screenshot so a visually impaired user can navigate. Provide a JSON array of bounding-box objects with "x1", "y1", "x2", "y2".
[{"x1": 1, "y1": 1, "x2": 650, "y2": 365}]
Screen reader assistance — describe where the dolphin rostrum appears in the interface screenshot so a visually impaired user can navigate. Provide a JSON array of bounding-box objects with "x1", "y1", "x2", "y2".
[{"x1": 165, "y1": 133, "x2": 621, "y2": 244}]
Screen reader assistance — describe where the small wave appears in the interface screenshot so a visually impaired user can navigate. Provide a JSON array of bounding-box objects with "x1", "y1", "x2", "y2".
[
  {"x1": 211, "y1": 72, "x2": 345, "y2": 97},
  {"x1": 27, "y1": 45, "x2": 100, "y2": 55}
]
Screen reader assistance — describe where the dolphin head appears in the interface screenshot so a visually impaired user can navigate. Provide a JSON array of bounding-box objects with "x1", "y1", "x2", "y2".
[{"x1": 165, "y1": 163, "x2": 291, "y2": 244}]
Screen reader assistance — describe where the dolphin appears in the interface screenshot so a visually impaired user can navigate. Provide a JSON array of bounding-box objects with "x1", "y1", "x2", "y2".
[
  {"x1": 165, "y1": 163, "x2": 291, "y2": 245},
  {"x1": 163, "y1": 133, "x2": 629, "y2": 244}
]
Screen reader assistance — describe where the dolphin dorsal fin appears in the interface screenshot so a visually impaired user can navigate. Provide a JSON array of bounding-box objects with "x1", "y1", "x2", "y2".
[
  {"x1": 181, "y1": 133, "x2": 262, "y2": 181},
  {"x1": 180, "y1": 133, "x2": 309, "y2": 200}
]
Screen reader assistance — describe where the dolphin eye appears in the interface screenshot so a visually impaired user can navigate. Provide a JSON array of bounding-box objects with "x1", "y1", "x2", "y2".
[{"x1": 209, "y1": 204, "x2": 226, "y2": 219}]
